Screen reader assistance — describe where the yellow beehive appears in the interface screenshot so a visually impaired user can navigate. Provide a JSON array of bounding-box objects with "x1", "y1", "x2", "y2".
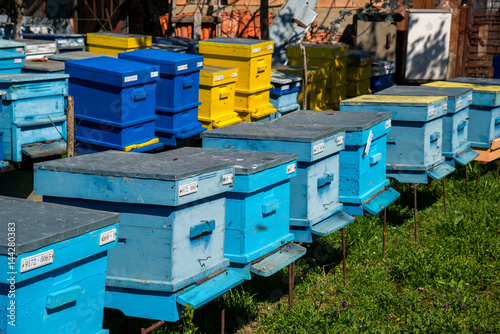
[
  {"x1": 198, "y1": 65, "x2": 242, "y2": 130},
  {"x1": 87, "y1": 32, "x2": 152, "y2": 56},
  {"x1": 235, "y1": 102, "x2": 276, "y2": 122},
  {"x1": 346, "y1": 65, "x2": 372, "y2": 81},
  {"x1": 235, "y1": 88, "x2": 271, "y2": 111},
  {"x1": 346, "y1": 78, "x2": 371, "y2": 97},
  {"x1": 331, "y1": 85, "x2": 347, "y2": 110},
  {"x1": 199, "y1": 38, "x2": 274, "y2": 94}
]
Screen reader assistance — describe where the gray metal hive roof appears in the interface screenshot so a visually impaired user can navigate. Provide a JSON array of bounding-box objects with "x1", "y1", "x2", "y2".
[{"x1": 376, "y1": 86, "x2": 472, "y2": 99}]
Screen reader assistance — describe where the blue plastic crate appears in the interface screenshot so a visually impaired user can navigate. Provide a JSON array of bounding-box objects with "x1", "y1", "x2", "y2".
[
  {"x1": 203, "y1": 121, "x2": 354, "y2": 243},
  {"x1": 0, "y1": 196, "x2": 119, "y2": 334},
  {"x1": 376, "y1": 86, "x2": 479, "y2": 166},
  {"x1": 65, "y1": 56, "x2": 159, "y2": 126},
  {"x1": 274, "y1": 110, "x2": 400, "y2": 216},
  {"x1": 33, "y1": 150, "x2": 244, "y2": 322},
  {"x1": 118, "y1": 49, "x2": 204, "y2": 112},
  {"x1": 0, "y1": 50, "x2": 25, "y2": 71},
  {"x1": 0, "y1": 39, "x2": 26, "y2": 53},
  {"x1": 341, "y1": 95, "x2": 456, "y2": 184},
  {"x1": 156, "y1": 122, "x2": 206, "y2": 147}
]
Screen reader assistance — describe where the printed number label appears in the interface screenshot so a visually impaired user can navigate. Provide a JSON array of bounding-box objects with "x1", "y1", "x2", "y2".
[
  {"x1": 14, "y1": 59, "x2": 22, "y2": 63},
  {"x1": 151, "y1": 71, "x2": 159, "y2": 78},
  {"x1": 214, "y1": 75, "x2": 224, "y2": 82},
  {"x1": 281, "y1": 85, "x2": 290, "y2": 91},
  {"x1": 337, "y1": 136, "x2": 344, "y2": 146},
  {"x1": 456, "y1": 100, "x2": 463, "y2": 109},
  {"x1": 100, "y1": 229, "x2": 117, "y2": 246},
  {"x1": 124, "y1": 75, "x2": 138, "y2": 83},
  {"x1": 232, "y1": 72, "x2": 238, "y2": 78},
  {"x1": 16, "y1": 48, "x2": 23, "y2": 52},
  {"x1": 428, "y1": 108, "x2": 436, "y2": 117},
  {"x1": 365, "y1": 130, "x2": 373, "y2": 155},
  {"x1": 222, "y1": 174, "x2": 234, "y2": 185},
  {"x1": 468, "y1": 94, "x2": 473, "y2": 101},
  {"x1": 179, "y1": 181, "x2": 198, "y2": 197},
  {"x1": 177, "y1": 64, "x2": 188, "y2": 71},
  {"x1": 267, "y1": 45, "x2": 273, "y2": 50},
  {"x1": 252, "y1": 47, "x2": 261, "y2": 53},
  {"x1": 385, "y1": 120, "x2": 391, "y2": 130},
  {"x1": 21, "y1": 250, "x2": 53, "y2": 273},
  {"x1": 443, "y1": 103, "x2": 448, "y2": 111},
  {"x1": 197, "y1": 61, "x2": 203, "y2": 67},
  {"x1": 287, "y1": 164, "x2": 296, "y2": 174},
  {"x1": 313, "y1": 143, "x2": 325, "y2": 155}
]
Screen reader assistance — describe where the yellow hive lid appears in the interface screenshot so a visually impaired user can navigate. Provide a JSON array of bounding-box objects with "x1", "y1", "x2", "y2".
[
  {"x1": 287, "y1": 43, "x2": 348, "y2": 60},
  {"x1": 199, "y1": 38, "x2": 274, "y2": 58},
  {"x1": 200, "y1": 65, "x2": 239, "y2": 86},
  {"x1": 272, "y1": 66, "x2": 327, "y2": 82},
  {"x1": 342, "y1": 94, "x2": 447, "y2": 106},
  {"x1": 87, "y1": 32, "x2": 152, "y2": 48},
  {"x1": 423, "y1": 81, "x2": 500, "y2": 93}
]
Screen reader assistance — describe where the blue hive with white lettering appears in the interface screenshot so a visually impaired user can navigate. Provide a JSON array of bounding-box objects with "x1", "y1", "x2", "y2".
[
  {"x1": 376, "y1": 86, "x2": 479, "y2": 166},
  {"x1": 0, "y1": 196, "x2": 119, "y2": 334},
  {"x1": 33, "y1": 150, "x2": 244, "y2": 322},
  {"x1": 340, "y1": 95, "x2": 456, "y2": 184},
  {"x1": 183, "y1": 147, "x2": 306, "y2": 279},
  {"x1": 274, "y1": 110, "x2": 400, "y2": 216},
  {"x1": 118, "y1": 49, "x2": 205, "y2": 146},
  {"x1": 65, "y1": 56, "x2": 163, "y2": 153},
  {"x1": 0, "y1": 50, "x2": 25, "y2": 74},
  {"x1": 0, "y1": 73, "x2": 68, "y2": 162},
  {"x1": 269, "y1": 70, "x2": 302, "y2": 120},
  {"x1": 203, "y1": 121, "x2": 354, "y2": 243}
]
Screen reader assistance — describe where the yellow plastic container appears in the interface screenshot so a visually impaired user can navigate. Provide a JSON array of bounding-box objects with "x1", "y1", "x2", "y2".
[
  {"x1": 346, "y1": 65, "x2": 372, "y2": 81},
  {"x1": 87, "y1": 32, "x2": 152, "y2": 56},
  {"x1": 346, "y1": 78, "x2": 371, "y2": 97},
  {"x1": 287, "y1": 43, "x2": 348, "y2": 89},
  {"x1": 199, "y1": 38, "x2": 274, "y2": 94},
  {"x1": 198, "y1": 65, "x2": 242, "y2": 130},
  {"x1": 331, "y1": 85, "x2": 347, "y2": 110}
]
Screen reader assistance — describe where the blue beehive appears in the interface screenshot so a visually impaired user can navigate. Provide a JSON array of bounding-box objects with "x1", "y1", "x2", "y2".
[
  {"x1": 203, "y1": 122, "x2": 354, "y2": 243},
  {"x1": 118, "y1": 49, "x2": 205, "y2": 146},
  {"x1": 274, "y1": 110, "x2": 400, "y2": 216},
  {"x1": 0, "y1": 73, "x2": 68, "y2": 162},
  {"x1": 65, "y1": 56, "x2": 164, "y2": 153},
  {"x1": 0, "y1": 196, "x2": 119, "y2": 334},
  {"x1": 33, "y1": 150, "x2": 244, "y2": 322},
  {"x1": 376, "y1": 86, "x2": 479, "y2": 166},
  {"x1": 0, "y1": 50, "x2": 26, "y2": 74},
  {"x1": 340, "y1": 95, "x2": 456, "y2": 184},
  {"x1": 0, "y1": 39, "x2": 26, "y2": 54},
  {"x1": 269, "y1": 71, "x2": 302, "y2": 120},
  {"x1": 180, "y1": 147, "x2": 306, "y2": 279},
  {"x1": 370, "y1": 61, "x2": 395, "y2": 93}
]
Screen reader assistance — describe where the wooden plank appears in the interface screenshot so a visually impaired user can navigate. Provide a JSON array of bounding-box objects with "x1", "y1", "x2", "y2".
[{"x1": 194, "y1": 13, "x2": 202, "y2": 40}]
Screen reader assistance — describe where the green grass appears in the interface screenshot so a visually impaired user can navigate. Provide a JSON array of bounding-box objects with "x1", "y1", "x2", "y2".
[{"x1": 104, "y1": 162, "x2": 500, "y2": 333}]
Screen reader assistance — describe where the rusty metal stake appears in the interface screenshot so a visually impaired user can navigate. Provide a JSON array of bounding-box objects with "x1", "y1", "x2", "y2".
[
  {"x1": 411, "y1": 184, "x2": 419, "y2": 241},
  {"x1": 442, "y1": 177, "x2": 447, "y2": 217},
  {"x1": 141, "y1": 320, "x2": 166, "y2": 334},
  {"x1": 221, "y1": 294, "x2": 225, "y2": 334},
  {"x1": 288, "y1": 262, "x2": 295, "y2": 309},
  {"x1": 465, "y1": 165, "x2": 470, "y2": 196},
  {"x1": 476, "y1": 162, "x2": 483, "y2": 188},
  {"x1": 342, "y1": 227, "x2": 347, "y2": 287},
  {"x1": 383, "y1": 208, "x2": 386, "y2": 258}
]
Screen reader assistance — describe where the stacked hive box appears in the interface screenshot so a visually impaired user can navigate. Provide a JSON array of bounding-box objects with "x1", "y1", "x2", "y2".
[
  {"x1": 87, "y1": 32, "x2": 152, "y2": 56},
  {"x1": 370, "y1": 60, "x2": 396, "y2": 93},
  {"x1": 0, "y1": 74, "x2": 68, "y2": 162},
  {"x1": 23, "y1": 60, "x2": 65, "y2": 74},
  {"x1": 119, "y1": 49, "x2": 206, "y2": 146},
  {"x1": 287, "y1": 43, "x2": 348, "y2": 110},
  {"x1": 65, "y1": 56, "x2": 164, "y2": 154},
  {"x1": 198, "y1": 65, "x2": 242, "y2": 130},
  {"x1": 0, "y1": 196, "x2": 119, "y2": 334},
  {"x1": 341, "y1": 95, "x2": 456, "y2": 184},
  {"x1": 168, "y1": 147, "x2": 306, "y2": 279},
  {"x1": 424, "y1": 79, "x2": 500, "y2": 162},
  {"x1": 274, "y1": 111, "x2": 400, "y2": 216},
  {"x1": 268, "y1": 70, "x2": 302, "y2": 120},
  {"x1": 377, "y1": 86, "x2": 479, "y2": 167},
  {"x1": 346, "y1": 50, "x2": 375, "y2": 97},
  {"x1": 0, "y1": 40, "x2": 26, "y2": 74},
  {"x1": 273, "y1": 65, "x2": 329, "y2": 111},
  {"x1": 14, "y1": 39, "x2": 57, "y2": 59},
  {"x1": 0, "y1": 39, "x2": 25, "y2": 54},
  {"x1": 34, "y1": 150, "x2": 244, "y2": 322},
  {"x1": 199, "y1": 38, "x2": 276, "y2": 122},
  {"x1": 23, "y1": 33, "x2": 85, "y2": 52},
  {"x1": 203, "y1": 121, "x2": 355, "y2": 243}
]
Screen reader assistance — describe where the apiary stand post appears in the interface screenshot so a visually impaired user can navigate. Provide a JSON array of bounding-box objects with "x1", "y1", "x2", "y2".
[
  {"x1": 476, "y1": 162, "x2": 484, "y2": 188},
  {"x1": 442, "y1": 178, "x2": 447, "y2": 217},
  {"x1": 141, "y1": 321, "x2": 166, "y2": 334},
  {"x1": 465, "y1": 165, "x2": 470, "y2": 196},
  {"x1": 66, "y1": 95, "x2": 75, "y2": 157},
  {"x1": 411, "y1": 184, "x2": 419, "y2": 241},
  {"x1": 288, "y1": 262, "x2": 295, "y2": 309},
  {"x1": 342, "y1": 227, "x2": 347, "y2": 287},
  {"x1": 300, "y1": 44, "x2": 307, "y2": 110},
  {"x1": 383, "y1": 208, "x2": 386, "y2": 258}
]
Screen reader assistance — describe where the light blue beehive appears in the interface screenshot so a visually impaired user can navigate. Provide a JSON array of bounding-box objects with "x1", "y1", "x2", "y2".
[
  {"x1": 268, "y1": 70, "x2": 302, "y2": 120},
  {"x1": 0, "y1": 50, "x2": 26, "y2": 74}
]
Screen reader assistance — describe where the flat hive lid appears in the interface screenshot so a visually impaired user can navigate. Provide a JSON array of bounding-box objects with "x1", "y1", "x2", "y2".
[
  {"x1": 203, "y1": 121, "x2": 345, "y2": 143},
  {"x1": 0, "y1": 39, "x2": 25, "y2": 49},
  {"x1": 0, "y1": 196, "x2": 119, "y2": 256},
  {"x1": 448, "y1": 77, "x2": 500, "y2": 86},
  {"x1": 271, "y1": 71, "x2": 302, "y2": 85},
  {"x1": 202, "y1": 37, "x2": 269, "y2": 46},
  {"x1": 275, "y1": 110, "x2": 391, "y2": 132},
  {"x1": 341, "y1": 94, "x2": 447, "y2": 106},
  {"x1": 0, "y1": 73, "x2": 68, "y2": 83},
  {"x1": 118, "y1": 49, "x2": 204, "y2": 75},
  {"x1": 23, "y1": 33, "x2": 85, "y2": 39},
  {"x1": 423, "y1": 81, "x2": 500, "y2": 93},
  {"x1": 199, "y1": 38, "x2": 273, "y2": 57},
  {"x1": 34, "y1": 150, "x2": 234, "y2": 181},
  {"x1": 175, "y1": 147, "x2": 296, "y2": 175},
  {"x1": 200, "y1": 65, "x2": 238, "y2": 86},
  {"x1": 376, "y1": 86, "x2": 472, "y2": 99},
  {"x1": 48, "y1": 51, "x2": 105, "y2": 62},
  {"x1": 0, "y1": 50, "x2": 25, "y2": 59},
  {"x1": 23, "y1": 60, "x2": 65, "y2": 72}
]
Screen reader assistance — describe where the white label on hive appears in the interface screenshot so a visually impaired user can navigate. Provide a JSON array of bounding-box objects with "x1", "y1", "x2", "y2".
[
  {"x1": 468, "y1": 94, "x2": 473, "y2": 101},
  {"x1": 443, "y1": 103, "x2": 448, "y2": 111},
  {"x1": 281, "y1": 85, "x2": 290, "y2": 91},
  {"x1": 365, "y1": 130, "x2": 373, "y2": 155},
  {"x1": 337, "y1": 136, "x2": 344, "y2": 146},
  {"x1": 214, "y1": 75, "x2": 224, "y2": 82},
  {"x1": 179, "y1": 181, "x2": 198, "y2": 197},
  {"x1": 385, "y1": 120, "x2": 391, "y2": 130},
  {"x1": 252, "y1": 47, "x2": 261, "y2": 53},
  {"x1": 267, "y1": 45, "x2": 273, "y2": 50},
  {"x1": 287, "y1": 163, "x2": 296, "y2": 174},
  {"x1": 14, "y1": 58, "x2": 22, "y2": 63},
  {"x1": 77, "y1": 38, "x2": 84, "y2": 43},
  {"x1": 232, "y1": 72, "x2": 238, "y2": 78},
  {"x1": 124, "y1": 75, "x2": 138, "y2": 83},
  {"x1": 296, "y1": 83, "x2": 300, "y2": 87},
  {"x1": 151, "y1": 71, "x2": 159, "y2": 78},
  {"x1": 197, "y1": 61, "x2": 203, "y2": 67},
  {"x1": 16, "y1": 47, "x2": 23, "y2": 52},
  {"x1": 456, "y1": 99, "x2": 463, "y2": 109},
  {"x1": 177, "y1": 64, "x2": 188, "y2": 71},
  {"x1": 100, "y1": 229, "x2": 117, "y2": 246},
  {"x1": 428, "y1": 108, "x2": 436, "y2": 117},
  {"x1": 222, "y1": 173, "x2": 234, "y2": 185},
  {"x1": 20, "y1": 250, "x2": 53, "y2": 273},
  {"x1": 313, "y1": 143, "x2": 325, "y2": 155}
]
